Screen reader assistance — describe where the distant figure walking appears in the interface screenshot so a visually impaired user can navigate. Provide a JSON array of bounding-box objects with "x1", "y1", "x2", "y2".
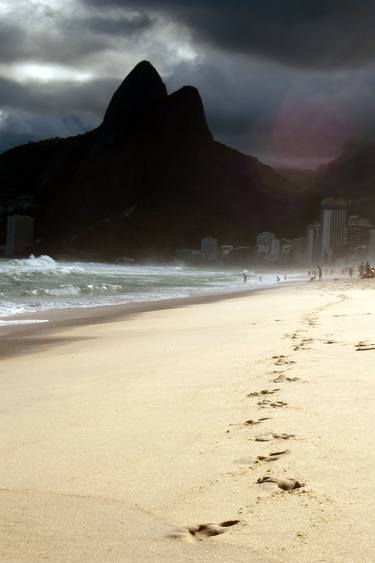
[
  {"x1": 317, "y1": 265, "x2": 322, "y2": 280},
  {"x1": 348, "y1": 266, "x2": 353, "y2": 278},
  {"x1": 258, "y1": 275, "x2": 262, "y2": 283},
  {"x1": 242, "y1": 270, "x2": 248, "y2": 283},
  {"x1": 276, "y1": 275, "x2": 280, "y2": 283}
]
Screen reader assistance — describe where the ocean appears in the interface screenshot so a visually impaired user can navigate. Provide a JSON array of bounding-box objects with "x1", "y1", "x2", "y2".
[{"x1": 0, "y1": 255, "x2": 303, "y2": 325}]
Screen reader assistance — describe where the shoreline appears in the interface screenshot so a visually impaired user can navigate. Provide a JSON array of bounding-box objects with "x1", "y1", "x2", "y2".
[{"x1": 0, "y1": 282, "x2": 294, "y2": 359}]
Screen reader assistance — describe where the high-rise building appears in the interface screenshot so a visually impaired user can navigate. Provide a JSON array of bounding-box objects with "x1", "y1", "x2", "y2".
[
  {"x1": 256, "y1": 232, "x2": 276, "y2": 256},
  {"x1": 200, "y1": 236, "x2": 218, "y2": 261},
  {"x1": 5, "y1": 215, "x2": 35, "y2": 257},
  {"x1": 320, "y1": 198, "x2": 348, "y2": 263},
  {"x1": 369, "y1": 229, "x2": 375, "y2": 262},
  {"x1": 305, "y1": 223, "x2": 320, "y2": 265},
  {"x1": 347, "y1": 215, "x2": 371, "y2": 257},
  {"x1": 292, "y1": 237, "x2": 305, "y2": 263}
]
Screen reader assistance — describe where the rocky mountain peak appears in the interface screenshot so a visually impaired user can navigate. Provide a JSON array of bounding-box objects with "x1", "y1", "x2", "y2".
[
  {"x1": 165, "y1": 86, "x2": 213, "y2": 144},
  {"x1": 101, "y1": 60, "x2": 168, "y2": 134}
]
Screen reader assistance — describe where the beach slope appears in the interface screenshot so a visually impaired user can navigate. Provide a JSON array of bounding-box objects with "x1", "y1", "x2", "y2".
[{"x1": 1, "y1": 280, "x2": 375, "y2": 562}]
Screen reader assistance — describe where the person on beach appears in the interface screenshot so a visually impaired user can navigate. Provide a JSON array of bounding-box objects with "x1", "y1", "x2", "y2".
[
  {"x1": 276, "y1": 275, "x2": 280, "y2": 283},
  {"x1": 349, "y1": 266, "x2": 353, "y2": 278},
  {"x1": 258, "y1": 275, "x2": 262, "y2": 283},
  {"x1": 317, "y1": 265, "x2": 322, "y2": 280},
  {"x1": 242, "y1": 270, "x2": 248, "y2": 283}
]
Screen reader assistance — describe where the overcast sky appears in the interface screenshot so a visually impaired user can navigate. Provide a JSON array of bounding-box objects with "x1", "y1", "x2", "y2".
[{"x1": 1, "y1": 0, "x2": 375, "y2": 168}]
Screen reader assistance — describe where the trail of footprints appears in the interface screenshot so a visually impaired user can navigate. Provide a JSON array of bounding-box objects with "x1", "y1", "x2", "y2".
[
  {"x1": 242, "y1": 328, "x2": 310, "y2": 500},
  {"x1": 169, "y1": 317, "x2": 314, "y2": 543}
]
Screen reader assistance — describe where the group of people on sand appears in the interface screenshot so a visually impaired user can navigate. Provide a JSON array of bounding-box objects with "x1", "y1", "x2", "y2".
[
  {"x1": 308, "y1": 266, "x2": 323, "y2": 281},
  {"x1": 307, "y1": 262, "x2": 375, "y2": 281},
  {"x1": 241, "y1": 271, "x2": 287, "y2": 284},
  {"x1": 359, "y1": 261, "x2": 375, "y2": 278}
]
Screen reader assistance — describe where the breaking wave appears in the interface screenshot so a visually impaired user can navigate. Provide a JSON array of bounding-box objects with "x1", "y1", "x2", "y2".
[{"x1": 0, "y1": 255, "x2": 304, "y2": 320}]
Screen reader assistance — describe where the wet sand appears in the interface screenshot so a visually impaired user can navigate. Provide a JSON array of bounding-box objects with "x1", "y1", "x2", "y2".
[{"x1": 1, "y1": 279, "x2": 375, "y2": 561}]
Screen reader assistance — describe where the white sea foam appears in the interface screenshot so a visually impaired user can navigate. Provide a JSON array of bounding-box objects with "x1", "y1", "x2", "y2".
[
  {"x1": 0, "y1": 255, "x2": 306, "y2": 319},
  {"x1": 0, "y1": 319, "x2": 49, "y2": 327}
]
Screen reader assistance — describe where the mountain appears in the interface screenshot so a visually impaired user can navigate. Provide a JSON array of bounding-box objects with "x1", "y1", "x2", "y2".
[
  {"x1": 0, "y1": 61, "x2": 299, "y2": 260},
  {"x1": 301, "y1": 141, "x2": 375, "y2": 226}
]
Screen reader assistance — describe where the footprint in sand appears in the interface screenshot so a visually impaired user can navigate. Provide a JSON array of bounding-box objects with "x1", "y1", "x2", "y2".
[
  {"x1": 293, "y1": 341, "x2": 311, "y2": 351},
  {"x1": 272, "y1": 355, "x2": 296, "y2": 366},
  {"x1": 258, "y1": 399, "x2": 287, "y2": 408},
  {"x1": 247, "y1": 388, "x2": 280, "y2": 397},
  {"x1": 243, "y1": 417, "x2": 271, "y2": 426},
  {"x1": 355, "y1": 342, "x2": 375, "y2": 351},
  {"x1": 168, "y1": 520, "x2": 240, "y2": 541},
  {"x1": 233, "y1": 449, "x2": 290, "y2": 465},
  {"x1": 272, "y1": 374, "x2": 300, "y2": 383},
  {"x1": 256, "y1": 449, "x2": 290, "y2": 462},
  {"x1": 255, "y1": 432, "x2": 295, "y2": 442},
  {"x1": 257, "y1": 476, "x2": 304, "y2": 491},
  {"x1": 228, "y1": 417, "x2": 271, "y2": 430}
]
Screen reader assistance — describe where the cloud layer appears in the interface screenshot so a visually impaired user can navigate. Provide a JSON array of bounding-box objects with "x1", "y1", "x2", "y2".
[
  {"x1": 1, "y1": 0, "x2": 375, "y2": 168},
  {"x1": 82, "y1": 0, "x2": 375, "y2": 69}
]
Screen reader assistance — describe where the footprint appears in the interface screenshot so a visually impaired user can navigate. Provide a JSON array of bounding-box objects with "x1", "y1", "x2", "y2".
[
  {"x1": 272, "y1": 374, "x2": 300, "y2": 383},
  {"x1": 255, "y1": 432, "x2": 295, "y2": 442},
  {"x1": 257, "y1": 476, "x2": 304, "y2": 491},
  {"x1": 258, "y1": 399, "x2": 287, "y2": 408},
  {"x1": 293, "y1": 338, "x2": 313, "y2": 351},
  {"x1": 168, "y1": 520, "x2": 240, "y2": 541},
  {"x1": 355, "y1": 342, "x2": 375, "y2": 351},
  {"x1": 234, "y1": 449, "x2": 290, "y2": 465},
  {"x1": 248, "y1": 388, "x2": 280, "y2": 397},
  {"x1": 243, "y1": 417, "x2": 271, "y2": 426},
  {"x1": 272, "y1": 355, "x2": 296, "y2": 366},
  {"x1": 256, "y1": 449, "x2": 290, "y2": 462}
]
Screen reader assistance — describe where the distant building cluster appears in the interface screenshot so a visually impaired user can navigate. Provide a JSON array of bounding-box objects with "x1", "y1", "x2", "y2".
[
  {"x1": 1, "y1": 198, "x2": 374, "y2": 266},
  {"x1": 307, "y1": 198, "x2": 375, "y2": 265},
  {"x1": 176, "y1": 198, "x2": 375, "y2": 268}
]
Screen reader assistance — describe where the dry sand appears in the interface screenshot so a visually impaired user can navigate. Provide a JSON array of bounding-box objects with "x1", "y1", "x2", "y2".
[{"x1": 1, "y1": 279, "x2": 375, "y2": 562}]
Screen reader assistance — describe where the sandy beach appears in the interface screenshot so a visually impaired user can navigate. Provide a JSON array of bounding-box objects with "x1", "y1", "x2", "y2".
[{"x1": 1, "y1": 279, "x2": 375, "y2": 562}]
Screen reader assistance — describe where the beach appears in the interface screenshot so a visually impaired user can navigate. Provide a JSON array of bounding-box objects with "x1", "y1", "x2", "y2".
[{"x1": 1, "y1": 278, "x2": 375, "y2": 562}]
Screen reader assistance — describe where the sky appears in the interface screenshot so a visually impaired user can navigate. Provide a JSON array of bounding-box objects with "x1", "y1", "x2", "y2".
[{"x1": 1, "y1": 0, "x2": 375, "y2": 169}]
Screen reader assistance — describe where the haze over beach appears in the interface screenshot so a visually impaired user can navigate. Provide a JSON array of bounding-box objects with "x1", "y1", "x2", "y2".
[{"x1": 3, "y1": 1, "x2": 375, "y2": 562}]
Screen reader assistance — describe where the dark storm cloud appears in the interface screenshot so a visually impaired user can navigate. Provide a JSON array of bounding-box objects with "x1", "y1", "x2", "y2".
[
  {"x1": 0, "y1": 75, "x2": 120, "y2": 153},
  {"x1": 0, "y1": 7, "x2": 155, "y2": 66},
  {"x1": 0, "y1": 22, "x2": 28, "y2": 64},
  {"x1": 0, "y1": 76, "x2": 118, "y2": 115},
  {"x1": 86, "y1": 12, "x2": 155, "y2": 36},
  {"x1": 82, "y1": 0, "x2": 375, "y2": 69}
]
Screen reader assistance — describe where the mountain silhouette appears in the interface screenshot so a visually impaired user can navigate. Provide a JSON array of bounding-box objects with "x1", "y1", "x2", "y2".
[
  {"x1": 298, "y1": 141, "x2": 375, "y2": 227},
  {"x1": 0, "y1": 61, "x2": 299, "y2": 259}
]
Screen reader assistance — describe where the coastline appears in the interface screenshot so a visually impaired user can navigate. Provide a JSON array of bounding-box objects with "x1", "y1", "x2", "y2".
[
  {"x1": 0, "y1": 282, "x2": 286, "y2": 359},
  {"x1": 2, "y1": 278, "x2": 375, "y2": 561}
]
